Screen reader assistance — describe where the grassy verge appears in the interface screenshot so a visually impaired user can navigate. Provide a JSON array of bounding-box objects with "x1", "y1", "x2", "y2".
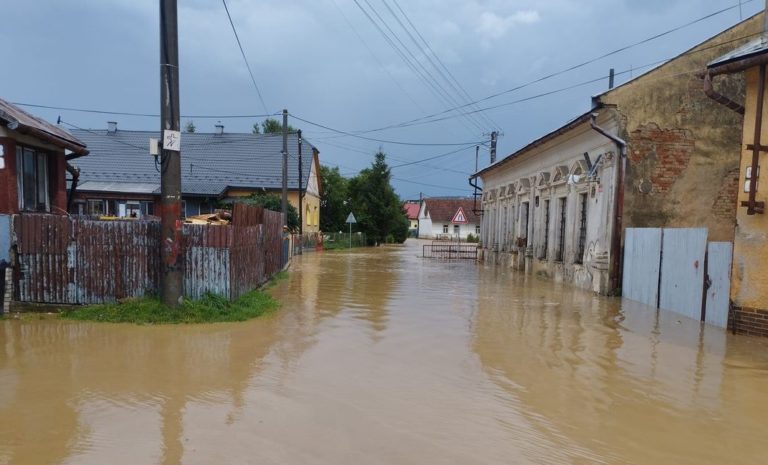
[{"x1": 61, "y1": 288, "x2": 280, "y2": 325}]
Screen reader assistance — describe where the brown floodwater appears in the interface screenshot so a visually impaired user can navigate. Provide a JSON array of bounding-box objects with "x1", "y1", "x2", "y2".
[{"x1": 1, "y1": 239, "x2": 767, "y2": 464}]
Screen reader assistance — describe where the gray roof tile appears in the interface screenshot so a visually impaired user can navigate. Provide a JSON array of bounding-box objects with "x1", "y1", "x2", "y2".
[{"x1": 70, "y1": 129, "x2": 317, "y2": 197}]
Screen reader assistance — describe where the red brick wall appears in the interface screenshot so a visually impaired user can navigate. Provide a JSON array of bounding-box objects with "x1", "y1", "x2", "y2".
[
  {"x1": 0, "y1": 136, "x2": 68, "y2": 215},
  {"x1": 628, "y1": 123, "x2": 695, "y2": 195},
  {"x1": 711, "y1": 167, "x2": 740, "y2": 220},
  {"x1": 0, "y1": 137, "x2": 19, "y2": 214},
  {"x1": 730, "y1": 306, "x2": 768, "y2": 338}
]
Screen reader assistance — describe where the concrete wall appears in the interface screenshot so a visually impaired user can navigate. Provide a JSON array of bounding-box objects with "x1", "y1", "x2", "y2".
[
  {"x1": 597, "y1": 15, "x2": 764, "y2": 241},
  {"x1": 478, "y1": 112, "x2": 619, "y2": 294}
]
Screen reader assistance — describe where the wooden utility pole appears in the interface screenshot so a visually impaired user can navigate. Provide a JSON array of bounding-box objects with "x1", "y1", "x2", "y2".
[
  {"x1": 298, "y1": 129, "x2": 303, "y2": 236},
  {"x1": 159, "y1": 0, "x2": 182, "y2": 307},
  {"x1": 282, "y1": 109, "x2": 288, "y2": 227}
]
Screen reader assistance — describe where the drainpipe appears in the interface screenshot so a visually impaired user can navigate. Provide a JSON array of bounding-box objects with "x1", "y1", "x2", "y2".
[
  {"x1": 65, "y1": 162, "x2": 80, "y2": 213},
  {"x1": 703, "y1": 73, "x2": 745, "y2": 115},
  {"x1": 590, "y1": 113, "x2": 627, "y2": 295}
]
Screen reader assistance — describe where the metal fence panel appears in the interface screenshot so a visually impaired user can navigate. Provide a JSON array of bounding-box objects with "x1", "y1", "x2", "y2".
[
  {"x1": 705, "y1": 242, "x2": 733, "y2": 328},
  {"x1": 659, "y1": 228, "x2": 708, "y2": 321},
  {"x1": 183, "y1": 224, "x2": 232, "y2": 300},
  {"x1": 0, "y1": 214, "x2": 10, "y2": 262},
  {"x1": 622, "y1": 228, "x2": 663, "y2": 307}
]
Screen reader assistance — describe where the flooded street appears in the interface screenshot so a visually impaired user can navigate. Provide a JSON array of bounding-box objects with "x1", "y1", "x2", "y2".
[{"x1": 1, "y1": 239, "x2": 768, "y2": 465}]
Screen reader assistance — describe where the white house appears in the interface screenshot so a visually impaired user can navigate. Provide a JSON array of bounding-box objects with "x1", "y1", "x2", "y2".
[
  {"x1": 473, "y1": 109, "x2": 621, "y2": 294},
  {"x1": 418, "y1": 197, "x2": 480, "y2": 240}
]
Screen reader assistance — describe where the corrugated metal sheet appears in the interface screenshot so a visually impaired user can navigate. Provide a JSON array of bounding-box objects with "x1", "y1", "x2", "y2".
[
  {"x1": 705, "y1": 242, "x2": 733, "y2": 329},
  {"x1": 183, "y1": 224, "x2": 232, "y2": 300},
  {"x1": 73, "y1": 219, "x2": 160, "y2": 304},
  {"x1": 13, "y1": 206, "x2": 284, "y2": 305},
  {"x1": 622, "y1": 228, "x2": 662, "y2": 308},
  {"x1": 0, "y1": 214, "x2": 10, "y2": 262},
  {"x1": 659, "y1": 228, "x2": 708, "y2": 322}
]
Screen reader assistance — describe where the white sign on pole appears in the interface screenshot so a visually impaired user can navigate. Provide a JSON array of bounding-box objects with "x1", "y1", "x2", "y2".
[
  {"x1": 346, "y1": 212, "x2": 357, "y2": 224},
  {"x1": 163, "y1": 130, "x2": 181, "y2": 151}
]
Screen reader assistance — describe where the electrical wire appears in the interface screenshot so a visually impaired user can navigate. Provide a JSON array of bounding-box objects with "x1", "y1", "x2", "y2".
[
  {"x1": 289, "y1": 113, "x2": 485, "y2": 146},
  {"x1": 221, "y1": 0, "x2": 270, "y2": 115}
]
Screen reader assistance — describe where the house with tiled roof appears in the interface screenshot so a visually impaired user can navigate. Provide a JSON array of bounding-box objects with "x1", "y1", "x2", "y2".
[
  {"x1": 417, "y1": 197, "x2": 479, "y2": 240},
  {"x1": 0, "y1": 98, "x2": 88, "y2": 216},
  {"x1": 69, "y1": 123, "x2": 322, "y2": 232},
  {"x1": 403, "y1": 201, "x2": 420, "y2": 235}
]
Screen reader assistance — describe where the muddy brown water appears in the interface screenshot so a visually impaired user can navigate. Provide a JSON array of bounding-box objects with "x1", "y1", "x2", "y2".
[{"x1": 1, "y1": 240, "x2": 767, "y2": 464}]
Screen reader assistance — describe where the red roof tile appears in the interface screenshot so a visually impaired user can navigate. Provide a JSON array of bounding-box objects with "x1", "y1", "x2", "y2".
[
  {"x1": 422, "y1": 198, "x2": 479, "y2": 223},
  {"x1": 403, "y1": 202, "x2": 420, "y2": 219}
]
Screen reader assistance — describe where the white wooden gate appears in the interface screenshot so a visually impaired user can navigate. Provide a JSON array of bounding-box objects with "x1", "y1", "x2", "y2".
[{"x1": 622, "y1": 228, "x2": 732, "y2": 328}]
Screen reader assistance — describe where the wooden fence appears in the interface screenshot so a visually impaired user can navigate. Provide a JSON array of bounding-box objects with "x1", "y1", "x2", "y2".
[{"x1": 9, "y1": 204, "x2": 286, "y2": 305}]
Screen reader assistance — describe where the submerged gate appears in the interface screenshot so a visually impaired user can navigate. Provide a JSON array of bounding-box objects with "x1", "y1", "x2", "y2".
[
  {"x1": 422, "y1": 243, "x2": 478, "y2": 260},
  {"x1": 622, "y1": 228, "x2": 732, "y2": 328}
]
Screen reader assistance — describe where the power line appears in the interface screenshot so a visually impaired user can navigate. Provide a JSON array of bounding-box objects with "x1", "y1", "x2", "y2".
[
  {"x1": 351, "y1": 0, "x2": 759, "y2": 133},
  {"x1": 289, "y1": 113, "x2": 485, "y2": 146},
  {"x1": 329, "y1": 0, "x2": 426, "y2": 113},
  {"x1": 221, "y1": 0, "x2": 270, "y2": 114},
  {"x1": 389, "y1": 145, "x2": 475, "y2": 169},
  {"x1": 383, "y1": 0, "x2": 501, "y2": 132},
  {"x1": 12, "y1": 102, "x2": 278, "y2": 119},
  {"x1": 351, "y1": 0, "x2": 486, "y2": 134}
]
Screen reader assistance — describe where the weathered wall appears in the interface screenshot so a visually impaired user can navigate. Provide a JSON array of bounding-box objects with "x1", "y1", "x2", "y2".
[
  {"x1": 730, "y1": 66, "x2": 768, "y2": 337},
  {"x1": 598, "y1": 14, "x2": 764, "y2": 241}
]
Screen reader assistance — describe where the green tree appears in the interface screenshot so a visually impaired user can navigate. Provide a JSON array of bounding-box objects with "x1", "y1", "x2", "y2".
[
  {"x1": 238, "y1": 193, "x2": 299, "y2": 232},
  {"x1": 319, "y1": 165, "x2": 350, "y2": 232},
  {"x1": 347, "y1": 152, "x2": 409, "y2": 245},
  {"x1": 255, "y1": 117, "x2": 296, "y2": 134}
]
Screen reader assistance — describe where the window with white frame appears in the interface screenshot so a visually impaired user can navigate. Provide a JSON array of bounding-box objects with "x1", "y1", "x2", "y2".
[
  {"x1": 475, "y1": 224, "x2": 480, "y2": 235},
  {"x1": 541, "y1": 199, "x2": 550, "y2": 259},
  {"x1": 15, "y1": 146, "x2": 50, "y2": 212},
  {"x1": 443, "y1": 224, "x2": 449, "y2": 234},
  {"x1": 87, "y1": 199, "x2": 105, "y2": 216},
  {"x1": 453, "y1": 224, "x2": 460, "y2": 236},
  {"x1": 556, "y1": 197, "x2": 567, "y2": 262},
  {"x1": 576, "y1": 193, "x2": 588, "y2": 264}
]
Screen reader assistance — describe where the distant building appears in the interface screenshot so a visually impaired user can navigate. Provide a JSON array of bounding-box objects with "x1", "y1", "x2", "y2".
[
  {"x1": 403, "y1": 201, "x2": 420, "y2": 236},
  {"x1": 69, "y1": 124, "x2": 322, "y2": 232},
  {"x1": 0, "y1": 98, "x2": 88, "y2": 215},
  {"x1": 418, "y1": 197, "x2": 479, "y2": 240}
]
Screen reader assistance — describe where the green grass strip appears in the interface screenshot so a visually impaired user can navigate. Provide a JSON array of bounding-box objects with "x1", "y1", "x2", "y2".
[{"x1": 61, "y1": 289, "x2": 280, "y2": 325}]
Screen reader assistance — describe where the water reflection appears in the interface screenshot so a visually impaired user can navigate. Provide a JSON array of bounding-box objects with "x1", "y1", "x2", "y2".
[
  {"x1": 472, "y1": 265, "x2": 768, "y2": 464},
  {"x1": 0, "y1": 240, "x2": 766, "y2": 464}
]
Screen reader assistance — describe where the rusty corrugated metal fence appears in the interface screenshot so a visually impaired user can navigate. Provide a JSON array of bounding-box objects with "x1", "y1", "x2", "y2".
[{"x1": 12, "y1": 204, "x2": 286, "y2": 305}]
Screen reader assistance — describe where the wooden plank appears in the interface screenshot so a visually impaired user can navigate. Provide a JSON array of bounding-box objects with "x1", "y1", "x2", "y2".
[
  {"x1": 659, "y1": 228, "x2": 708, "y2": 321},
  {"x1": 705, "y1": 242, "x2": 733, "y2": 329},
  {"x1": 621, "y1": 228, "x2": 662, "y2": 307}
]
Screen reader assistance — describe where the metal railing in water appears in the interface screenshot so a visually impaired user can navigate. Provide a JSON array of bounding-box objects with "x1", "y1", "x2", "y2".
[{"x1": 422, "y1": 244, "x2": 478, "y2": 260}]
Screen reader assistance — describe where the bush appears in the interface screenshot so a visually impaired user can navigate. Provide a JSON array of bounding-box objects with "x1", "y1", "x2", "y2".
[{"x1": 466, "y1": 233, "x2": 480, "y2": 243}]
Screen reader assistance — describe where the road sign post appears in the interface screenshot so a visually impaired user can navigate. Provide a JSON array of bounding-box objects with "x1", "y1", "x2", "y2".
[{"x1": 346, "y1": 212, "x2": 357, "y2": 249}]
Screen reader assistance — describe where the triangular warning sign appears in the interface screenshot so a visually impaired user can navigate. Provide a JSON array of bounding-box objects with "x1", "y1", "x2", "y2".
[{"x1": 451, "y1": 207, "x2": 468, "y2": 224}]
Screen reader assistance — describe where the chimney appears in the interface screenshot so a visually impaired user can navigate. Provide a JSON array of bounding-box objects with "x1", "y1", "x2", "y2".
[
  {"x1": 215, "y1": 123, "x2": 224, "y2": 135},
  {"x1": 107, "y1": 121, "x2": 117, "y2": 133}
]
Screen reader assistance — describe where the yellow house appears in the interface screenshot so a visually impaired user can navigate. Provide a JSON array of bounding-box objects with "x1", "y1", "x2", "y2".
[{"x1": 707, "y1": 19, "x2": 768, "y2": 337}]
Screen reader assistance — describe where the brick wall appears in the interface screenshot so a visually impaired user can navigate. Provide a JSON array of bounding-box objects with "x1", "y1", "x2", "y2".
[
  {"x1": 711, "y1": 167, "x2": 740, "y2": 220},
  {"x1": 628, "y1": 123, "x2": 695, "y2": 195},
  {"x1": 730, "y1": 306, "x2": 768, "y2": 337}
]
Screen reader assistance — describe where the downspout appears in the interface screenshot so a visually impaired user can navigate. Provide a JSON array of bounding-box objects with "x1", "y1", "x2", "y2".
[
  {"x1": 703, "y1": 73, "x2": 745, "y2": 115},
  {"x1": 590, "y1": 113, "x2": 627, "y2": 295},
  {"x1": 65, "y1": 162, "x2": 80, "y2": 213}
]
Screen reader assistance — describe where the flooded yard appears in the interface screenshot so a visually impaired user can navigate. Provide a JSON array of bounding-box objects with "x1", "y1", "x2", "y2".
[{"x1": 1, "y1": 239, "x2": 767, "y2": 464}]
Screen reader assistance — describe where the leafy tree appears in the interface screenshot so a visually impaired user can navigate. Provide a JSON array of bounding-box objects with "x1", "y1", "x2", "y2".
[
  {"x1": 238, "y1": 192, "x2": 299, "y2": 232},
  {"x1": 254, "y1": 117, "x2": 296, "y2": 135},
  {"x1": 347, "y1": 152, "x2": 409, "y2": 245},
  {"x1": 319, "y1": 165, "x2": 350, "y2": 232},
  {"x1": 185, "y1": 120, "x2": 196, "y2": 133}
]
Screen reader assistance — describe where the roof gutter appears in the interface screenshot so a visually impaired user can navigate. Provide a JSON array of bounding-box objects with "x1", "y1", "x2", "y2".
[
  {"x1": 703, "y1": 73, "x2": 745, "y2": 115},
  {"x1": 590, "y1": 113, "x2": 626, "y2": 295},
  {"x1": 0, "y1": 112, "x2": 89, "y2": 157}
]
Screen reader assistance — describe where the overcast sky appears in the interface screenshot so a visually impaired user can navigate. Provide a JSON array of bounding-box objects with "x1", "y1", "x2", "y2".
[{"x1": 2, "y1": 0, "x2": 762, "y2": 199}]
